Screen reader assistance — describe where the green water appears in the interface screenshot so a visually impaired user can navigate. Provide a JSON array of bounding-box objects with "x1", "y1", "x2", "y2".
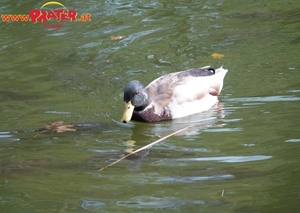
[{"x1": 1, "y1": 0, "x2": 300, "y2": 212}]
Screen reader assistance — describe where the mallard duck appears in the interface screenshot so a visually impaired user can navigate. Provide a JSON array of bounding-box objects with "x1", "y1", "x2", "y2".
[{"x1": 121, "y1": 66, "x2": 228, "y2": 123}]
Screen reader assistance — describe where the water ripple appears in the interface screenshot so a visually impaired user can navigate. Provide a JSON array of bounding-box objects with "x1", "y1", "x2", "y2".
[
  {"x1": 150, "y1": 156, "x2": 272, "y2": 168},
  {"x1": 44, "y1": 111, "x2": 72, "y2": 115},
  {"x1": 203, "y1": 127, "x2": 243, "y2": 132},
  {"x1": 157, "y1": 174, "x2": 234, "y2": 183},
  {"x1": 116, "y1": 195, "x2": 205, "y2": 210},
  {"x1": 226, "y1": 95, "x2": 300, "y2": 102},
  {"x1": 286, "y1": 139, "x2": 300, "y2": 143},
  {"x1": 0, "y1": 131, "x2": 20, "y2": 142},
  {"x1": 176, "y1": 155, "x2": 272, "y2": 163}
]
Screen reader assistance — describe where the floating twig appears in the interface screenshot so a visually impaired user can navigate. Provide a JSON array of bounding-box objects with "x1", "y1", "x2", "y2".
[
  {"x1": 221, "y1": 189, "x2": 233, "y2": 203},
  {"x1": 98, "y1": 125, "x2": 193, "y2": 171}
]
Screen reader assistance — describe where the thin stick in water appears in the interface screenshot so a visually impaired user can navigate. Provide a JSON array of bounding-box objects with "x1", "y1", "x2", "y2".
[
  {"x1": 98, "y1": 125, "x2": 193, "y2": 171},
  {"x1": 221, "y1": 189, "x2": 233, "y2": 203}
]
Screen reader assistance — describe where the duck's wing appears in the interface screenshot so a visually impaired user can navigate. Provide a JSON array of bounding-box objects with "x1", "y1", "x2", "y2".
[
  {"x1": 146, "y1": 66, "x2": 228, "y2": 111},
  {"x1": 171, "y1": 66, "x2": 228, "y2": 104},
  {"x1": 145, "y1": 73, "x2": 175, "y2": 114}
]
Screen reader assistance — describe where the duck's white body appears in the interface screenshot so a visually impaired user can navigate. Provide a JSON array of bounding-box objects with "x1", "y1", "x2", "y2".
[
  {"x1": 122, "y1": 66, "x2": 228, "y2": 122},
  {"x1": 146, "y1": 66, "x2": 228, "y2": 119}
]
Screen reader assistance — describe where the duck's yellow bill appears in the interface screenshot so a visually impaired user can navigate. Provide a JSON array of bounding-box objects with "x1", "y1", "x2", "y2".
[{"x1": 121, "y1": 101, "x2": 134, "y2": 123}]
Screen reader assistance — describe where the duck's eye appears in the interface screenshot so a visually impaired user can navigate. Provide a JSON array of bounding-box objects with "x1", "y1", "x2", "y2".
[
  {"x1": 208, "y1": 67, "x2": 215, "y2": 74},
  {"x1": 134, "y1": 91, "x2": 139, "y2": 95}
]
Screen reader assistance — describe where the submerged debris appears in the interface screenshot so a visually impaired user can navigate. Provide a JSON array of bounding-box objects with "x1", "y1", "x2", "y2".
[
  {"x1": 33, "y1": 121, "x2": 76, "y2": 138},
  {"x1": 45, "y1": 121, "x2": 76, "y2": 133}
]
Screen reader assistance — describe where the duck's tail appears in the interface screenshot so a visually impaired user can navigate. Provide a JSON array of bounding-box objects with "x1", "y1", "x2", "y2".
[
  {"x1": 208, "y1": 66, "x2": 228, "y2": 96},
  {"x1": 215, "y1": 66, "x2": 228, "y2": 76}
]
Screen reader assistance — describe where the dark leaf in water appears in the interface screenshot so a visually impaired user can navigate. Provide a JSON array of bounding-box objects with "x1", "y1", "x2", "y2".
[{"x1": 33, "y1": 121, "x2": 76, "y2": 138}]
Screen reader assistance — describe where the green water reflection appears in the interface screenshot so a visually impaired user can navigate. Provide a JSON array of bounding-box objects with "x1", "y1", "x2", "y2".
[{"x1": 1, "y1": 0, "x2": 300, "y2": 212}]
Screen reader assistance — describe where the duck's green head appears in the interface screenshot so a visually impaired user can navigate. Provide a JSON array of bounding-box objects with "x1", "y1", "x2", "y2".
[{"x1": 121, "y1": 80, "x2": 149, "y2": 123}]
